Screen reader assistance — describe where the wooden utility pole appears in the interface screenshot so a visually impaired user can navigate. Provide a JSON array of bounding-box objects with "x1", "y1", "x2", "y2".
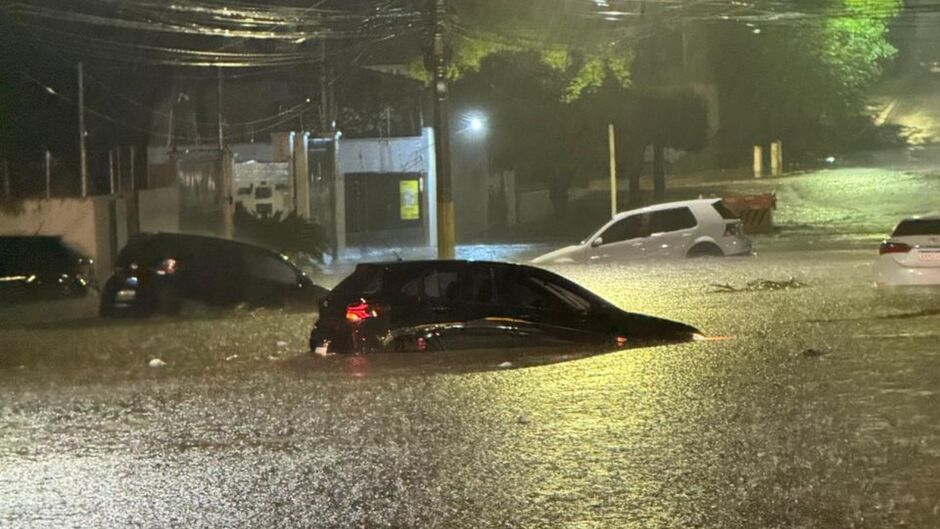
[
  {"x1": 608, "y1": 124, "x2": 617, "y2": 218},
  {"x1": 429, "y1": 0, "x2": 455, "y2": 258},
  {"x1": 78, "y1": 62, "x2": 88, "y2": 197}
]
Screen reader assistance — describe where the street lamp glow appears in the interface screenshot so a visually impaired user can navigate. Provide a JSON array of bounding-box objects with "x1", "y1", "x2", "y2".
[{"x1": 469, "y1": 115, "x2": 485, "y2": 132}]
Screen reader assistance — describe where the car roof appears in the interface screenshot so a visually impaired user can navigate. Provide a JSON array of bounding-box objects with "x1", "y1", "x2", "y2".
[
  {"x1": 357, "y1": 259, "x2": 528, "y2": 269},
  {"x1": 132, "y1": 232, "x2": 279, "y2": 254},
  {"x1": 611, "y1": 198, "x2": 719, "y2": 221}
]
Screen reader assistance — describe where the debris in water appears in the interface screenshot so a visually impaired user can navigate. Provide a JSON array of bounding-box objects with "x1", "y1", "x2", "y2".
[
  {"x1": 148, "y1": 358, "x2": 167, "y2": 367},
  {"x1": 498, "y1": 361, "x2": 513, "y2": 368},
  {"x1": 801, "y1": 348, "x2": 828, "y2": 358},
  {"x1": 710, "y1": 277, "x2": 807, "y2": 293},
  {"x1": 225, "y1": 354, "x2": 238, "y2": 361},
  {"x1": 517, "y1": 414, "x2": 530, "y2": 425},
  {"x1": 276, "y1": 341, "x2": 288, "y2": 348}
]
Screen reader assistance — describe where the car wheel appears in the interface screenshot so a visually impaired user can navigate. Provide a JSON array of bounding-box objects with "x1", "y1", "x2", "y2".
[{"x1": 687, "y1": 243, "x2": 724, "y2": 258}]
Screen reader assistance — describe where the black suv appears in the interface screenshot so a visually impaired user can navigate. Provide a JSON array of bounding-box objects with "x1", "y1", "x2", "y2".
[
  {"x1": 310, "y1": 260, "x2": 699, "y2": 354},
  {"x1": 0, "y1": 236, "x2": 93, "y2": 302},
  {"x1": 100, "y1": 233, "x2": 328, "y2": 316}
]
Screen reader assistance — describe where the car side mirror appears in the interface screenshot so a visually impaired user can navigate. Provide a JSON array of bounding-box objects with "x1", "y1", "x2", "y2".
[{"x1": 591, "y1": 237, "x2": 603, "y2": 248}]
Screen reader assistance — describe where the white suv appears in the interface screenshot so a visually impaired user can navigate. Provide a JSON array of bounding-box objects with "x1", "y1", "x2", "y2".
[
  {"x1": 874, "y1": 215, "x2": 940, "y2": 287},
  {"x1": 532, "y1": 199, "x2": 752, "y2": 264}
]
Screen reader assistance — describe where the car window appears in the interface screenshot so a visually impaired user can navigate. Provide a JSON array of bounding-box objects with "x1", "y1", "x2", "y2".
[
  {"x1": 243, "y1": 250, "x2": 297, "y2": 284},
  {"x1": 712, "y1": 200, "x2": 739, "y2": 220},
  {"x1": 401, "y1": 268, "x2": 460, "y2": 301},
  {"x1": 601, "y1": 214, "x2": 647, "y2": 244},
  {"x1": 333, "y1": 265, "x2": 383, "y2": 295},
  {"x1": 254, "y1": 186, "x2": 273, "y2": 199},
  {"x1": 650, "y1": 207, "x2": 697, "y2": 233},
  {"x1": 892, "y1": 219, "x2": 940, "y2": 236},
  {"x1": 462, "y1": 265, "x2": 496, "y2": 304},
  {"x1": 530, "y1": 276, "x2": 592, "y2": 312}
]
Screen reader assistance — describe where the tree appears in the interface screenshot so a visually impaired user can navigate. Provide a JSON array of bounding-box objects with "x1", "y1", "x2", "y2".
[{"x1": 712, "y1": 0, "x2": 900, "y2": 162}]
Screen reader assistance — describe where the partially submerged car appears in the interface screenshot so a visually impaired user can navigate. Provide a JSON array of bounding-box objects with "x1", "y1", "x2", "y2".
[
  {"x1": 309, "y1": 260, "x2": 700, "y2": 354},
  {"x1": 100, "y1": 233, "x2": 328, "y2": 316},
  {"x1": 874, "y1": 215, "x2": 940, "y2": 287},
  {"x1": 532, "y1": 198, "x2": 751, "y2": 264},
  {"x1": 0, "y1": 235, "x2": 93, "y2": 302}
]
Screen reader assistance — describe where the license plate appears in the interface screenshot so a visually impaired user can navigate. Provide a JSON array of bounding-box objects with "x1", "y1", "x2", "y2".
[
  {"x1": 314, "y1": 343, "x2": 330, "y2": 356},
  {"x1": 919, "y1": 251, "x2": 940, "y2": 261},
  {"x1": 115, "y1": 289, "x2": 137, "y2": 302}
]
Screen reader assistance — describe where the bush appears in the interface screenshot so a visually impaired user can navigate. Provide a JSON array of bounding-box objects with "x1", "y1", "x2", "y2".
[{"x1": 234, "y1": 204, "x2": 330, "y2": 263}]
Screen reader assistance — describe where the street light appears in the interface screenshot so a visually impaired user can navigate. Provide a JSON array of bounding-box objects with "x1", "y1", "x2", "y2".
[{"x1": 463, "y1": 112, "x2": 487, "y2": 135}]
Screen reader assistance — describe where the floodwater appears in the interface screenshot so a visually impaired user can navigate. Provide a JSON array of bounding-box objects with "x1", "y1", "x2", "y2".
[{"x1": 3, "y1": 168, "x2": 940, "y2": 527}]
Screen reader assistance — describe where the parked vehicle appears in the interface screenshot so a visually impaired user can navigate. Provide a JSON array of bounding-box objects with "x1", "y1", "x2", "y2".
[
  {"x1": 309, "y1": 260, "x2": 700, "y2": 354},
  {"x1": 532, "y1": 199, "x2": 752, "y2": 264},
  {"x1": 100, "y1": 233, "x2": 328, "y2": 316},
  {"x1": 874, "y1": 215, "x2": 940, "y2": 287},
  {"x1": 0, "y1": 236, "x2": 93, "y2": 302}
]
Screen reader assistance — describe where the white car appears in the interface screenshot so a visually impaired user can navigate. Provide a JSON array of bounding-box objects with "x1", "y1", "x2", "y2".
[
  {"x1": 874, "y1": 215, "x2": 940, "y2": 287},
  {"x1": 532, "y1": 199, "x2": 752, "y2": 264}
]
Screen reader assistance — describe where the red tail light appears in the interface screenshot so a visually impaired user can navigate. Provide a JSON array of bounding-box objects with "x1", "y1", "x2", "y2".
[
  {"x1": 154, "y1": 258, "x2": 177, "y2": 275},
  {"x1": 345, "y1": 300, "x2": 377, "y2": 323},
  {"x1": 879, "y1": 241, "x2": 911, "y2": 255}
]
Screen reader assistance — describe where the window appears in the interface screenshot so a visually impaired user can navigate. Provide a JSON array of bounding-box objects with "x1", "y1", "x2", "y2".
[
  {"x1": 893, "y1": 219, "x2": 940, "y2": 236},
  {"x1": 650, "y1": 207, "x2": 697, "y2": 233},
  {"x1": 236, "y1": 187, "x2": 251, "y2": 196},
  {"x1": 712, "y1": 200, "x2": 739, "y2": 220},
  {"x1": 401, "y1": 269, "x2": 459, "y2": 300},
  {"x1": 243, "y1": 251, "x2": 297, "y2": 284},
  {"x1": 462, "y1": 266, "x2": 496, "y2": 304},
  {"x1": 254, "y1": 186, "x2": 273, "y2": 199},
  {"x1": 601, "y1": 215, "x2": 647, "y2": 244},
  {"x1": 531, "y1": 277, "x2": 592, "y2": 312}
]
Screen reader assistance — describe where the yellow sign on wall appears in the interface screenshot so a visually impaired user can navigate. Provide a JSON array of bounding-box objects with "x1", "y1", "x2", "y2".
[{"x1": 399, "y1": 180, "x2": 420, "y2": 220}]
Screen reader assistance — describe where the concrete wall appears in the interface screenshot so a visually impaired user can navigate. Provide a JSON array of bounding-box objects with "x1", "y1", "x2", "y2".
[
  {"x1": 0, "y1": 197, "x2": 127, "y2": 280},
  {"x1": 138, "y1": 185, "x2": 180, "y2": 234}
]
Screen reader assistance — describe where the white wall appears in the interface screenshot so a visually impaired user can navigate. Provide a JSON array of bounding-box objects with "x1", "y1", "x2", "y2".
[{"x1": 337, "y1": 129, "x2": 432, "y2": 175}]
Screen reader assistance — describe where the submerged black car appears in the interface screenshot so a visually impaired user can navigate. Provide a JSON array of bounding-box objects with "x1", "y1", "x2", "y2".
[
  {"x1": 0, "y1": 236, "x2": 93, "y2": 302},
  {"x1": 309, "y1": 260, "x2": 700, "y2": 354},
  {"x1": 100, "y1": 233, "x2": 328, "y2": 316}
]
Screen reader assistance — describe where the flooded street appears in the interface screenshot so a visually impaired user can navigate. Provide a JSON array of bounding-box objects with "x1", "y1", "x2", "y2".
[{"x1": 3, "y1": 229, "x2": 940, "y2": 527}]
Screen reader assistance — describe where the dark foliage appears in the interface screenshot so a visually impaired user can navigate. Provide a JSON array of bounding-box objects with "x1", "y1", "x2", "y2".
[{"x1": 233, "y1": 204, "x2": 329, "y2": 262}]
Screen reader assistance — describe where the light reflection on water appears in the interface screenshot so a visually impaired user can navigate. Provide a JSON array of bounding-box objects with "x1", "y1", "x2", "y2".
[{"x1": 2, "y1": 245, "x2": 940, "y2": 526}]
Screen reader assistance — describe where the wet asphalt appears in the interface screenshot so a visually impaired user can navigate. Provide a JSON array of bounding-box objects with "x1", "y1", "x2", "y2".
[{"x1": 2, "y1": 234, "x2": 940, "y2": 528}]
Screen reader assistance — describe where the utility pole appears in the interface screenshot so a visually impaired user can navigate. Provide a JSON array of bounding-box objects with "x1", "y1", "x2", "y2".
[
  {"x1": 320, "y1": 39, "x2": 329, "y2": 132},
  {"x1": 129, "y1": 146, "x2": 136, "y2": 192},
  {"x1": 429, "y1": 0, "x2": 455, "y2": 258},
  {"x1": 108, "y1": 149, "x2": 115, "y2": 194},
  {"x1": 217, "y1": 68, "x2": 224, "y2": 151},
  {"x1": 608, "y1": 124, "x2": 617, "y2": 218},
  {"x1": 78, "y1": 62, "x2": 88, "y2": 197},
  {"x1": 45, "y1": 149, "x2": 52, "y2": 198}
]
